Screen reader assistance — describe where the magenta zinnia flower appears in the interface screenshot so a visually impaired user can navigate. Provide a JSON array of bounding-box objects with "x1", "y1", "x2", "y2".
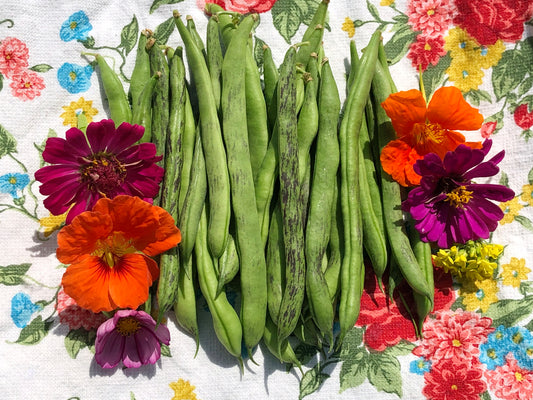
[
  {"x1": 402, "y1": 139, "x2": 514, "y2": 248},
  {"x1": 35, "y1": 119, "x2": 163, "y2": 224},
  {"x1": 95, "y1": 309, "x2": 170, "y2": 369}
]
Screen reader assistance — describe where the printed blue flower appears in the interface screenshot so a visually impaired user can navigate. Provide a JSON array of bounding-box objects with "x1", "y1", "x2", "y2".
[
  {"x1": 0, "y1": 173, "x2": 30, "y2": 198},
  {"x1": 479, "y1": 340, "x2": 508, "y2": 370},
  {"x1": 506, "y1": 326, "x2": 533, "y2": 370},
  {"x1": 57, "y1": 63, "x2": 93, "y2": 94},
  {"x1": 409, "y1": 357, "x2": 431, "y2": 375},
  {"x1": 60, "y1": 11, "x2": 92, "y2": 42},
  {"x1": 11, "y1": 293, "x2": 42, "y2": 328}
]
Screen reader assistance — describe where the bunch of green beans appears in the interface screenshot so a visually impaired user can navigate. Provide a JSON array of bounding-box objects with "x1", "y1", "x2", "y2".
[{"x1": 87, "y1": 0, "x2": 438, "y2": 372}]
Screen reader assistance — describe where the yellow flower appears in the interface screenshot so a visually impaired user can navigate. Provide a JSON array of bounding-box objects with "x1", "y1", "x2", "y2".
[
  {"x1": 445, "y1": 27, "x2": 478, "y2": 58},
  {"x1": 169, "y1": 379, "x2": 199, "y2": 400},
  {"x1": 499, "y1": 197, "x2": 523, "y2": 225},
  {"x1": 60, "y1": 97, "x2": 98, "y2": 127},
  {"x1": 38, "y1": 212, "x2": 68, "y2": 237},
  {"x1": 446, "y1": 57, "x2": 484, "y2": 92},
  {"x1": 342, "y1": 17, "x2": 355, "y2": 38},
  {"x1": 380, "y1": 0, "x2": 395, "y2": 5},
  {"x1": 476, "y1": 40, "x2": 505, "y2": 69},
  {"x1": 460, "y1": 278, "x2": 499, "y2": 312},
  {"x1": 521, "y1": 184, "x2": 533, "y2": 206},
  {"x1": 501, "y1": 257, "x2": 530, "y2": 287}
]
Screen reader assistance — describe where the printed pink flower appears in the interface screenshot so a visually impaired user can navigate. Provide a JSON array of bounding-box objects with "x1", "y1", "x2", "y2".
[
  {"x1": 485, "y1": 354, "x2": 533, "y2": 400},
  {"x1": 55, "y1": 287, "x2": 106, "y2": 330},
  {"x1": 407, "y1": 0, "x2": 455, "y2": 37},
  {"x1": 514, "y1": 103, "x2": 533, "y2": 130},
  {"x1": 9, "y1": 69, "x2": 45, "y2": 101},
  {"x1": 480, "y1": 121, "x2": 497, "y2": 139},
  {"x1": 356, "y1": 267, "x2": 455, "y2": 351},
  {"x1": 413, "y1": 309, "x2": 494, "y2": 362},
  {"x1": 0, "y1": 37, "x2": 29, "y2": 78},
  {"x1": 95, "y1": 309, "x2": 170, "y2": 369},
  {"x1": 454, "y1": 0, "x2": 532, "y2": 45},
  {"x1": 198, "y1": 0, "x2": 277, "y2": 13},
  {"x1": 423, "y1": 358, "x2": 487, "y2": 400},
  {"x1": 407, "y1": 34, "x2": 447, "y2": 71}
]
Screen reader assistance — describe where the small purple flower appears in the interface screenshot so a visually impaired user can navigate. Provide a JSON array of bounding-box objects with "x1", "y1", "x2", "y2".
[
  {"x1": 95, "y1": 309, "x2": 170, "y2": 369},
  {"x1": 402, "y1": 139, "x2": 514, "y2": 248}
]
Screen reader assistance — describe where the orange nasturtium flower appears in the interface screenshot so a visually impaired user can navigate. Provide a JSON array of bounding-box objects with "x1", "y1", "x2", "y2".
[
  {"x1": 380, "y1": 86, "x2": 484, "y2": 186},
  {"x1": 57, "y1": 195, "x2": 181, "y2": 313}
]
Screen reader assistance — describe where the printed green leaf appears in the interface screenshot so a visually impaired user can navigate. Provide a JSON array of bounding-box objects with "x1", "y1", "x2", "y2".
[
  {"x1": 0, "y1": 73, "x2": 3, "y2": 91},
  {"x1": 80, "y1": 36, "x2": 96, "y2": 49},
  {"x1": 299, "y1": 366, "x2": 330, "y2": 399},
  {"x1": 484, "y1": 110, "x2": 505, "y2": 131},
  {"x1": 29, "y1": 64, "x2": 53, "y2": 73},
  {"x1": 517, "y1": 76, "x2": 533, "y2": 98},
  {"x1": 367, "y1": 353, "x2": 403, "y2": 397},
  {"x1": 339, "y1": 348, "x2": 368, "y2": 392},
  {"x1": 422, "y1": 53, "x2": 451, "y2": 98},
  {"x1": 0, "y1": 124, "x2": 18, "y2": 157},
  {"x1": 480, "y1": 391, "x2": 492, "y2": 400},
  {"x1": 499, "y1": 171, "x2": 509, "y2": 187},
  {"x1": 485, "y1": 296, "x2": 533, "y2": 327},
  {"x1": 464, "y1": 89, "x2": 493, "y2": 106},
  {"x1": 339, "y1": 326, "x2": 364, "y2": 360},
  {"x1": 492, "y1": 49, "x2": 528, "y2": 101},
  {"x1": 120, "y1": 15, "x2": 139, "y2": 56},
  {"x1": 515, "y1": 215, "x2": 533, "y2": 232},
  {"x1": 367, "y1": 0, "x2": 381, "y2": 22},
  {"x1": 294, "y1": 342, "x2": 320, "y2": 366},
  {"x1": 383, "y1": 24, "x2": 417, "y2": 65},
  {"x1": 301, "y1": 0, "x2": 322, "y2": 26},
  {"x1": 34, "y1": 128, "x2": 57, "y2": 167},
  {"x1": 528, "y1": 166, "x2": 533, "y2": 185},
  {"x1": 14, "y1": 315, "x2": 53, "y2": 345},
  {"x1": 383, "y1": 340, "x2": 416, "y2": 357},
  {"x1": 271, "y1": 0, "x2": 305, "y2": 43},
  {"x1": 392, "y1": 14, "x2": 409, "y2": 24},
  {"x1": 0, "y1": 263, "x2": 31, "y2": 285},
  {"x1": 65, "y1": 328, "x2": 94, "y2": 359},
  {"x1": 161, "y1": 343, "x2": 171, "y2": 357},
  {"x1": 149, "y1": 0, "x2": 184, "y2": 14},
  {"x1": 153, "y1": 17, "x2": 175, "y2": 45}
]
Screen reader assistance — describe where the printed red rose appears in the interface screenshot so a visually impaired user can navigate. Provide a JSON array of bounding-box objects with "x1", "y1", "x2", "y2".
[
  {"x1": 513, "y1": 103, "x2": 533, "y2": 130},
  {"x1": 198, "y1": 0, "x2": 277, "y2": 13},
  {"x1": 453, "y1": 0, "x2": 532, "y2": 45},
  {"x1": 355, "y1": 267, "x2": 455, "y2": 351}
]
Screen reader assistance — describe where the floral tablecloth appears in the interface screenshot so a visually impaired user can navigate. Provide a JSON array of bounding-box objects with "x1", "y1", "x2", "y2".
[{"x1": 1, "y1": 0, "x2": 533, "y2": 399}]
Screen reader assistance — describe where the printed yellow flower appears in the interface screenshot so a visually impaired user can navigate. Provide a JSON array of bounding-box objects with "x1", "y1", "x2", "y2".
[
  {"x1": 446, "y1": 58, "x2": 485, "y2": 92},
  {"x1": 342, "y1": 17, "x2": 355, "y2": 38},
  {"x1": 476, "y1": 40, "x2": 505, "y2": 69},
  {"x1": 38, "y1": 211, "x2": 68, "y2": 237},
  {"x1": 499, "y1": 197, "x2": 523, "y2": 225},
  {"x1": 60, "y1": 97, "x2": 98, "y2": 127},
  {"x1": 380, "y1": 0, "x2": 395, "y2": 5},
  {"x1": 170, "y1": 379, "x2": 198, "y2": 400},
  {"x1": 445, "y1": 27, "x2": 478, "y2": 58},
  {"x1": 460, "y1": 278, "x2": 499, "y2": 312},
  {"x1": 521, "y1": 184, "x2": 533, "y2": 206},
  {"x1": 501, "y1": 257, "x2": 530, "y2": 287}
]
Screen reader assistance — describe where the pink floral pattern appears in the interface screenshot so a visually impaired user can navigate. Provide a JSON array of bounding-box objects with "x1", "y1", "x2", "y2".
[
  {"x1": 56, "y1": 287, "x2": 106, "y2": 331},
  {"x1": 0, "y1": 37, "x2": 29, "y2": 78},
  {"x1": 407, "y1": 34, "x2": 447, "y2": 71},
  {"x1": 9, "y1": 69, "x2": 45, "y2": 101},
  {"x1": 407, "y1": 0, "x2": 454, "y2": 37},
  {"x1": 485, "y1": 355, "x2": 533, "y2": 399}
]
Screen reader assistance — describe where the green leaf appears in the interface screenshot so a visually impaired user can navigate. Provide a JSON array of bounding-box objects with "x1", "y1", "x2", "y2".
[
  {"x1": 383, "y1": 24, "x2": 417, "y2": 65},
  {"x1": 64, "y1": 329, "x2": 94, "y2": 359},
  {"x1": 153, "y1": 17, "x2": 175, "y2": 45},
  {"x1": 499, "y1": 171, "x2": 509, "y2": 187},
  {"x1": 485, "y1": 296, "x2": 533, "y2": 327},
  {"x1": 528, "y1": 166, "x2": 533, "y2": 185},
  {"x1": 480, "y1": 391, "x2": 492, "y2": 400},
  {"x1": 515, "y1": 215, "x2": 533, "y2": 231},
  {"x1": 464, "y1": 89, "x2": 493, "y2": 106},
  {"x1": 517, "y1": 76, "x2": 533, "y2": 98},
  {"x1": 484, "y1": 110, "x2": 505, "y2": 131},
  {"x1": 0, "y1": 124, "x2": 18, "y2": 157},
  {"x1": 271, "y1": 0, "x2": 306, "y2": 43},
  {"x1": 130, "y1": 392, "x2": 136, "y2": 400},
  {"x1": 29, "y1": 64, "x2": 53, "y2": 73},
  {"x1": 382, "y1": 340, "x2": 416, "y2": 357},
  {"x1": 492, "y1": 49, "x2": 528, "y2": 101},
  {"x1": 161, "y1": 343, "x2": 171, "y2": 357},
  {"x1": 299, "y1": 365, "x2": 330, "y2": 399},
  {"x1": 339, "y1": 347, "x2": 368, "y2": 392},
  {"x1": 367, "y1": 0, "x2": 381, "y2": 22},
  {"x1": 79, "y1": 36, "x2": 96, "y2": 49},
  {"x1": 149, "y1": 0, "x2": 184, "y2": 14},
  {"x1": 367, "y1": 352, "x2": 403, "y2": 397},
  {"x1": 392, "y1": 14, "x2": 409, "y2": 24},
  {"x1": 450, "y1": 295, "x2": 465, "y2": 311},
  {"x1": 120, "y1": 15, "x2": 139, "y2": 56},
  {"x1": 0, "y1": 263, "x2": 31, "y2": 285},
  {"x1": 422, "y1": 53, "x2": 451, "y2": 98},
  {"x1": 294, "y1": 342, "x2": 321, "y2": 366},
  {"x1": 14, "y1": 315, "x2": 53, "y2": 345},
  {"x1": 339, "y1": 326, "x2": 364, "y2": 360},
  {"x1": 0, "y1": 73, "x2": 3, "y2": 91}
]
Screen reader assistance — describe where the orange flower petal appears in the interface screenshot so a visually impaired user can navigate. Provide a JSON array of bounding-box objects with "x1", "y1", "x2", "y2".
[
  {"x1": 381, "y1": 89, "x2": 427, "y2": 139},
  {"x1": 141, "y1": 205, "x2": 181, "y2": 257},
  {"x1": 61, "y1": 255, "x2": 116, "y2": 312},
  {"x1": 380, "y1": 140, "x2": 423, "y2": 187},
  {"x1": 56, "y1": 212, "x2": 113, "y2": 264},
  {"x1": 107, "y1": 253, "x2": 157, "y2": 310},
  {"x1": 426, "y1": 86, "x2": 484, "y2": 131}
]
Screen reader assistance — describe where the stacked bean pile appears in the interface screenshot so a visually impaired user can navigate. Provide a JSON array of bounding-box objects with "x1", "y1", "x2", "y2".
[{"x1": 91, "y1": 0, "x2": 434, "y2": 370}]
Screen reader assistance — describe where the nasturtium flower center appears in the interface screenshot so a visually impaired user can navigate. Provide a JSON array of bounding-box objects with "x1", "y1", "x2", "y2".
[
  {"x1": 80, "y1": 152, "x2": 127, "y2": 196},
  {"x1": 116, "y1": 316, "x2": 141, "y2": 337},
  {"x1": 413, "y1": 122, "x2": 446, "y2": 146},
  {"x1": 445, "y1": 186, "x2": 473, "y2": 208},
  {"x1": 92, "y1": 232, "x2": 136, "y2": 268}
]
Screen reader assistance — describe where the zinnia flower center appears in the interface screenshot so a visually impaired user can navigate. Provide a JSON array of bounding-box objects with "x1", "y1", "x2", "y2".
[
  {"x1": 452, "y1": 339, "x2": 462, "y2": 347},
  {"x1": 92, "y1": 231, "x2": 136, "y2": 268},
  {"x1": 80, "y1": 152, "x2": 127, "y2": 196},
  {"x1": 450, "y1": 384, "x2": 458, "y2": 390},
  {"x1": 445, "y1": 186, "x2": 473, "y2": 208},
  {"x1": 116, "y1": 317, "x2": 141, "y2": 336},
  {"x1": 515, "y1": 372, "x2": 523, "y2": 382},
  {"x1": 413, "y1": 122, "x2": 446, "y2": 146}
]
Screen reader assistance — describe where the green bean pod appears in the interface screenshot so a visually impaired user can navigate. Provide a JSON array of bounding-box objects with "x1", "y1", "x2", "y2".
[
  {"x1": 295, "y1": 0, "x2": 329, "y2": 67},
  {"x1": 206, "y1": 15, "x2": 223, "y2": 111},
  {"x1": 263, "y1": 314, "x2": 301, "y2": 369},
  {"x1": 324, "y1": 176, "x2": 343, "y2": 303},
  {"x1": 132, "y1": 72, "x2": 159, "y2": 143},
  {"x1": 178, "y1": 89, "x2": 197, "y2": 215},
  {"x1": 174, "y1": 11, "x2": 231, "y2": 258},
  {"x1": 173, "y1": 256, "x2": 199, "y2": 354},
  {"x1": 129, "y1": 29, "x2": 152, "y2": 111},
  {"x1": 215, "y1": 233, "x2": 240, "y2": 298},
  {"x1": 276, "y1": 45, "x2": 306, "y2": 348},
  {"x1": 186, "y1": 15, "x2": 207, "y2": 60},
  {"x1": 94, "y1": 54, "x2": 132, "y2": 126},
  {"x1": 266, "y1": 203, "x2": 285, "y2": 324},
  {"x1": 262, "y1": 44, "x2": 279, "y2": 132}
]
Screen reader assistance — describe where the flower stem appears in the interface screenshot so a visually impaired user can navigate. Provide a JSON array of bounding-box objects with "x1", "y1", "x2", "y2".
[
  {"x1": 8, "y1": 152, "x2": 28, "y2": 172},
  {"x1": 24, "y1": 274, "x2": 60, "y2": 290}
]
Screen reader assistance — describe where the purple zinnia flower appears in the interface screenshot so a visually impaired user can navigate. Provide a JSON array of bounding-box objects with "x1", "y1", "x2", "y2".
[
  {"x1": 35, "y1": 119, "x2": 163, "y2": 224},
  {"x1": 402, "y1": 139, "x2": 514, "y2": 248},
  {"x1": 95, "y1": 309, "x2": 170, "y2": 369}
]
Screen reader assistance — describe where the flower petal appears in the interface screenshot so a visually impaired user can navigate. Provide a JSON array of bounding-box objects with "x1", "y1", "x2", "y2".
[
  {"x1": 122, "y1": 335, "x2": 142, "y2": 368},
  {"x1": 141, "y1": 205, "x2": 181, "y2": 256},
  {"x1": 380, "y1": 139, "x2": 423, "y2": 186},
  {"x1": 427, "y1": 86, "x2": 484, "y2": 131},
  {"x1": 381, "y1": 89, "x2": 427, "y2": 138},
  {"x1": 95, "y1": 330, "x2": 125, "y2": 369},
  {"x1": 135, "y1": 327, "x2": 162, "y2": 365},
  {"x1": 104, "y1": 122, "x2": 144, "y2": 153},
  {"x1": 86, "y1": 119, "x2": 115, "y2": 153}
]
